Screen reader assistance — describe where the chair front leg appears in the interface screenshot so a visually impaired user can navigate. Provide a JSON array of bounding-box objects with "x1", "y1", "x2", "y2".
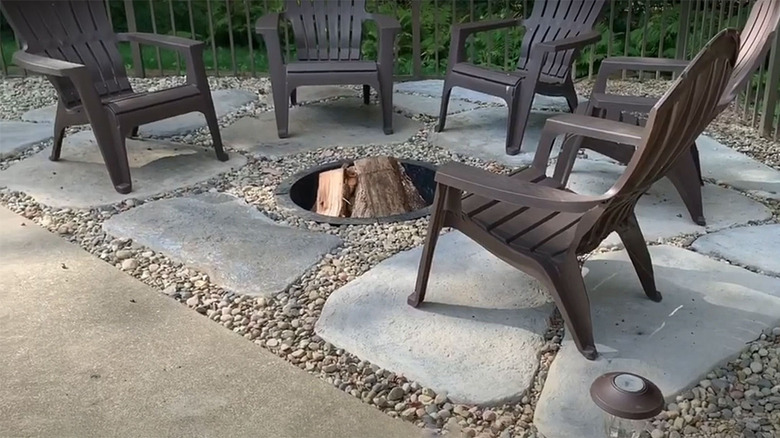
[{"x1": 408, "y1": 185, "x2": 450, "y2": 307}]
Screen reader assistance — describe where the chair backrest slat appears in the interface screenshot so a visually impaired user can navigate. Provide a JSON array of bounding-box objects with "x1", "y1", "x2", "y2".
[
  {"x1": 0, "y1": 0, "x2": 132, "y2": 107},
  {"x1": 720, "y1": 0, "x2": 780, "y2": 109},
  {"x1": 580, "y1": 30, "x2": 738, "y2": 250},
  {"x1": 518, "y1": 0, "x2": 605, "y2": 78},
  {"x1": 286, "y1": 0, "x2": 367, "y2": 62}
]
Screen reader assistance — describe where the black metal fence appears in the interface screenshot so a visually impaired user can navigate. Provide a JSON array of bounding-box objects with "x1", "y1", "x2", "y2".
[{"x1": 0, "y1": 0, "x2": 777, "y2": 138}]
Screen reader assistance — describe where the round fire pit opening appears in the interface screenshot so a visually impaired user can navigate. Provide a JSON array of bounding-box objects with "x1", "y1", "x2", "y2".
[{"x1": 275, "y1": 158, "x2": 438, "y2": 225}]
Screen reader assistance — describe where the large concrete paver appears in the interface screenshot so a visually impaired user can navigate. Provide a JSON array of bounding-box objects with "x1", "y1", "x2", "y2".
[
  {"x1": 0, "y1": 120, "x2": 52, "y2": 158},
  {"x1": 393, "y1": 93, "x2": 479, "y2": 117},
  {"x1": 534, "y1": 245, "x2": 780, "y2": 438},
  {"x1": 691, "y1": 224, "x2": 780, "y2": 277},
  {"x1": 698, "y1": 135, "x2": 780, "y2": 200},
  {"x1": 103, "y1": 193, "x2": 342, "y2": 298},
  {"x1": 316, "y1": 231, "x2": 554, "y2": 405},
  {"x1": 223, "y1": 98, "x2": 423, "y2": 158},
  {"x1": 0, "y1": 206, "x2": 421, "y2": 438},
  {"x1": 0, "y1": 130, "x2": 245, "y2": 209},
  {"x1": 21, "y1": 89, "x2": 258, "y2": 137},
  {"x1": 564, "y1": 159, "x2": 771, "y2": 246},
  {"x1": 430, "y1": 107, "x2": 562, "y2": 166}
]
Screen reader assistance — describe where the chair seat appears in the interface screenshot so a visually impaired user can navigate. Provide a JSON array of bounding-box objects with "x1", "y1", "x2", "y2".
[
  {"x1": 287, "y1": 60, "x2": 378, "y2": 74},
  {"x1": 461, "y1": 167, "x2": 583, "y2": 257},
  {"x1": 452, "y1": 62, "x2": 569, "y2": 87},
  {"x1": 590, "y1": 93, "x2": 658, "y2": 113},
  {"x1": 104, "y1": 85, "x2": 202, "y2": 115}
]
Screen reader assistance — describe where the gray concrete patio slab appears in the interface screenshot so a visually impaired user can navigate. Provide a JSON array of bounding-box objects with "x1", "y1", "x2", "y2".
[
  {"x1": 395, "y1": 79, "x2": 586, "y2": 110},
  {"x1": 315, "y1": 231, "x2": 554, "y2": 405},
  {"x1": 222, "y1": 98, "x2": 424, "y2": 159},
  {"x1": 393, "y1": 93, "x2": 479, "y2": 117},
  {"x1": 430, "y1": 107, "x2": 561, "y2": 166},
  {"x1": 0, "y1": 120, "x2": 52, "y2": 158},
  {"x1": 103, "y1": 193, "x2": 342, "y2": 298},
  {"x1": 698, "y1": 135, "x2": 780, "y2": 200},
  {"x1": 564, "y1": 159, "x2": 772, "y2": 247},
  {"x1": 691, "y1": 224, "x2": 780, "y2": 277},
  {"x1": 0, "y1": 206, "x2": 420, "y2": 438},
  {"x1": 534, "y1": 245, "x2": 780, "y2": 438},
  {"x1": 21, "y1": 89, "x2": 257, "y2": 137},
  {"x1": 0, "y1": 130, "x2": 245, "y2": 209}
]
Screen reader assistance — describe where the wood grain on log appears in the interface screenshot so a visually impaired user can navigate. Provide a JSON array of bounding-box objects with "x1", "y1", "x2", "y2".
[
  {"x1": 315, "y1": 168, "x2": 346, "y2": 216},
  {"x1": 351, "y1": 157, "x2": 409, "y2": 218}
]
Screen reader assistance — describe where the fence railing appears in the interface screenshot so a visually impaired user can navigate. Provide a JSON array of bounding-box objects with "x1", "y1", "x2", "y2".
[{"x1": 0, "y1": 0, "x2": 777, "y2": 139}]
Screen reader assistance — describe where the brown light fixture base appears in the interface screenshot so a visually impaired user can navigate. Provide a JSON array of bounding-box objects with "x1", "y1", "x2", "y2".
[{"x1": 590, "y1": 372, "x2": 664, "y2": 420}]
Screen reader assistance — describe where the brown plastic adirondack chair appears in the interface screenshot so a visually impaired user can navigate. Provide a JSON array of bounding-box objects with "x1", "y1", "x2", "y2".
[
  {"x1": 0, "y1": 0, "x2": 228, "y2": 195},
  {"x1": 256, "y1": 0, "x2": 400, "y2": 138},
  {"x1": 436, "y1": 0, "x2": 606, "y2": 155},
  {"x1": 408, "y1": 29, "x2": 739, "y2": 360},
  {"x1": 559, "y1": 0, "x2": 780, "y2": 225}
]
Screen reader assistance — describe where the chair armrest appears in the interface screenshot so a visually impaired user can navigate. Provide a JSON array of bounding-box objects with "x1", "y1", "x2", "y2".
[
  {"x1": 544, "y1": 114, "x2": 645, "y2": 146},
  {"x1": 436, "y1": 162, "x2": 604, "y2": 213},
  {"x1": 371, "y1": 14, "x2": 401, "y2": 32},
  {"x1": 255, "y1": 12, "x2": 282, "y2": 34},
  {"x1": 117, "y1": 32, "x2": 204, "y2": 52},
  {"x1": 449, "y1": 18, "x2": 523, "y2": 64},
  {"x1": 592, "y1": 57, "x2": 689, "y2": 94},
  {"x1": 536, "y1": 30, "x2": 601, "y2": 53},
  {"x1": 371, "y1": 13, "x2": 400, "y2": 69},
  {"x1": 12, "y1": 51, "x2": 87, "y2": 78}
]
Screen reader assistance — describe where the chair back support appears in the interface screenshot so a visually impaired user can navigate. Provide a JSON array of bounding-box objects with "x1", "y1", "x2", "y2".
[
  {"x1": 0, "y1": 0, "x2": 132, "y2": 108},
  {"x1": 285, "y1": 0, "x2": 369, "y2": 61},
  {"x1": 581, "y1": 30, "x2": 739, "y2": 250},
  {"x1": 517, "y1": 0, "x2": 605, "y2": 78},
  {"x1": 720, "y1": 0, "x2": 780, "y2": 109}
]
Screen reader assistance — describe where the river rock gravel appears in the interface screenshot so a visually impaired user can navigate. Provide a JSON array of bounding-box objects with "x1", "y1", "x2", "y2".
[{"x1": 1, "y1": 75, "x2": 779, "y2": 437}]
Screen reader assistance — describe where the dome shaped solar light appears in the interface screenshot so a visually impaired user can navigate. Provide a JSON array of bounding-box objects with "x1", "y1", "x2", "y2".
[{"x1": 590, "y1": 372, "x2": 664, "y2": 438}]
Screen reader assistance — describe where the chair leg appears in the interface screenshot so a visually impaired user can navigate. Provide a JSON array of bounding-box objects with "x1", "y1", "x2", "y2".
[
  {"x1": 546, "y1": 254, "x2": 597, "y2": 360},
  {"x1": 665, "y1": 146, "x2": 705, "y2": 226},
  {"x1": 434, "y1": 81, "x2": 454, "y2": 133},
  {"x1": 203, "y1": 105, "x2": 228, "y2": 162},
  {"x1": 506, "y1": 93, "x2": 532, "y2": 155},
  {"x1": 93, "y1": 124, "x2": 133, "y2": 194},
  {"x1": 562, "y1": 79, "x2": 579, "y2": 113},
  {"x1": 408, "y1": 186, "x2": 448, "y2": 307},
  {"x1": 128, "y1": 126, "x2": 139, "y2": 137},
  {"x1": 616, "y1": 212, "x2": 662, "y2": 302},
  {"x1": 691, "y1": 142, "x2": 704, "y2": 185},
  {"x1": 272, "y1": 85, "x2": 290, "y2": 138},
  {"x1": 378, "y1": 80, "x2": 393, "y2": 135},
  {"x1": 50, "y1": 122, "x2": 67, "y2": 162},
  {"x1": 552, "y1": 135, "x2": 584, "y2": 185},
  {"x1": 363, "y1": 85, "x2": 371, "y2": 105}
]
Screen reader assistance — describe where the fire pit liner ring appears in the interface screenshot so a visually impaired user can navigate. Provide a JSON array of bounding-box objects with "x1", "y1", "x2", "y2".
[{"x1": 275, "y1": 158, "x2": 438, "y2": 225}]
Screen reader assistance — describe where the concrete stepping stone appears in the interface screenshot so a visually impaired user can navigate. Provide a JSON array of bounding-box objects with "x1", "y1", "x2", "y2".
[
  {"x1": 20, "y1": 89, "x2": 257, "y2": 137},
  {"x1": 534, "y1": 245, "x2": 780, "y2": 438},
  {"x1": 691, "y1": 224, "x2": 780, "y2": 276},
  {"x1": 103, "y1": 193, "x2": 342, "y2": 298},
  {"x1": 430, "y1": 107, "x2": 562, "y2": 166},
  {"x1": 393, "y1": 93, "x2": 479, "y2": 117},
  {"x1": 315, "y1": 231, "x2": 554, "y2": 405},
  {"x1": 564, "y1": 159, "x2": 771, "y2": 246},
  {"x1": 0, "y1": 121, "x2": 52, "y2": 158},
  {"x1": 222, "y1": 98, "x2": 424, "y2": 159},
  {"x1": 0, "y1": 130, "x2": 245, "y2": 209},
  {"x1": 698, "y1": 135, "x2": 780, "y2": 200},
  {"x1": 395, "y1": 79, "x2": 586, "y2": 110}
]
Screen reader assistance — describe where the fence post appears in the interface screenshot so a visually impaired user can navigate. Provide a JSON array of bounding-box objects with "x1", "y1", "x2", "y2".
[
  {"x1": 761, "y1": 29, "x2": 780, "y2": 137},
  {"x1": 675, "y1": 0, "x2": 692, "y2": 60},
  {"x1": 411, "y1": 0, "x2": 422, "y2": 79},
  {"x1": 124, "y1": 0, "x2": 145, "y2": 78}
]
